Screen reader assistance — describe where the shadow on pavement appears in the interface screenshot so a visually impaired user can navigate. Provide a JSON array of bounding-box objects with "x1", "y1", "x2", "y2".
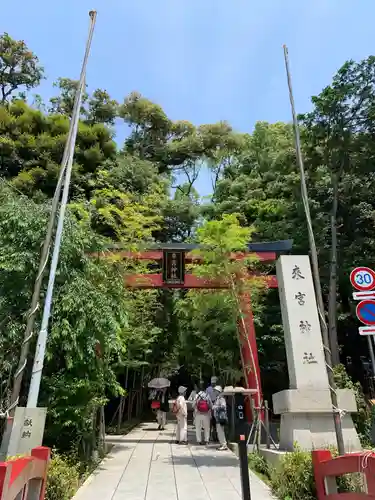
[
  {"x1": 97, "y1": 444, "x2": 134, "y2": 459},
  {"x1": 120, "y1": 438, "x2": 174, "y2": 444},
  {"x1": 170, "y1": 453, "x2": 239, "y2": 468}
]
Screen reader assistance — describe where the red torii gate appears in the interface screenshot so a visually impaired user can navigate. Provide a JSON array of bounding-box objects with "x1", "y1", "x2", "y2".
[{"x1": 97, "y1": 240, "x2": 292, "y2": 419}]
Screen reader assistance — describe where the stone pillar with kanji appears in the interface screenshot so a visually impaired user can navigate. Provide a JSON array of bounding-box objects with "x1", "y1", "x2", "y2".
[{"x1": 273, "y1": 255, "x2": 361, "y2": 451}]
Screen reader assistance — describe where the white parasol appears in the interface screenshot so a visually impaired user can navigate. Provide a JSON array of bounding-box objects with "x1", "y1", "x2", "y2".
[{"x1": 148, "y1": 377, "x2": 170, "y2": 389}]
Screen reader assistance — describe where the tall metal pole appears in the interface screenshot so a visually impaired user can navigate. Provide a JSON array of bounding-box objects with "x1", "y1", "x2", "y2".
[
  {"x1": 0, "y1": 146, "x2": 70, "y2": 457},
  {"x1": 7, "y1": 114, "x2": 73, "y2": 417},
  {"x1": 282, "y1": 45, "x2": 345, "y2": 455},
  {"x1": 27, "y1": 11, "x2": 97, "y2": 408}
]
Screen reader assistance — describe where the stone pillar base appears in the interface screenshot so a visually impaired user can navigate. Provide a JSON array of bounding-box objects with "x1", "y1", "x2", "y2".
[{"x1": 272, "y1": 389, "x2": 361, "y2": 452}]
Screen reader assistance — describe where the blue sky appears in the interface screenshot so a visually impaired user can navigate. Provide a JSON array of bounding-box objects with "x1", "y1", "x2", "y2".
[{"x1": 1, "y1": 1, "x2": 374, "y2": 196}]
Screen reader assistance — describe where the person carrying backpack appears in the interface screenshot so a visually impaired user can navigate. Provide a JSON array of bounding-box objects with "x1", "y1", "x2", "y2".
[
  {"x1": 193, "y1": 385, "x2": 212, "y2": 445},
  {"x1": 212, "y1": 385, "x2": 228, "y2": 450}
]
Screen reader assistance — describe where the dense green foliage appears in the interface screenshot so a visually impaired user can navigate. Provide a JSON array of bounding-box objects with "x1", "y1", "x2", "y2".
[
  {"x1": 175, "y1": 214, "x2": 257, "y2": 383},
  {"x1": 45, "y1": 452, "x2": 80, "y2": 500},
  {"x1": 249, "y1": 447, "x2": 364, "y2": 499},
  {"x1": 334, "y1": 364, "x2": 372, "y2": 446},
  {"x1": 209, "y1": 70, "x2": 375, "y2": 385},
  {"x1": 1, "y1": 31, "x2": 375, "y2": 473},
  {"x1": 0, "y1": 183, "x2": 129, "y2": 442}
]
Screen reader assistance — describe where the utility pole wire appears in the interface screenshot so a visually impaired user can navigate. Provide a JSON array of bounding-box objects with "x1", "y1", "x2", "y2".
[
  {"x1": 282, "y1": 45, "x2": 345, "y2": 455},
  {"x1": 27, "y1": 10, "x2": 97, "y2": 408}
]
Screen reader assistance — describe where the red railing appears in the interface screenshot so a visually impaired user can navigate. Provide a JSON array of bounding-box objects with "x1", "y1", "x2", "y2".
[
  {"x1": 0, "y1": 447, "x2": 50, "y2": 500},
  {"x1": 312, "y1": 450, "x2": 375, "y2": 499}
]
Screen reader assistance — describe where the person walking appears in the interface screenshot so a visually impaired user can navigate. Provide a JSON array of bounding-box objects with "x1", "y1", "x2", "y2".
[
  {"x1": 207, "y1": 376, "x2": 220, "y2": 442},
  {"x1": 212, "y1": 385, "x2": 228, "y2": 450},
  {"x1": 174, "y1": 386, "x2": 188, "y2": 445},
  {"x1": 193, "y1": 385, "x2": 212, "y2": 445},
  {"x1": 156, "y1": 387, "x2": 169, "y2": 430},
  {"x1": 206, "y1": 376, "x2": 218, "y2": 403},
  {"x1": 188, "y1": 383, "x2": 199, "y2": 429}
]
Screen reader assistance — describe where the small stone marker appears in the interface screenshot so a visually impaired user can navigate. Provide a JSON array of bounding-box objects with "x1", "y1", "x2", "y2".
[{"x1": 7, "y1": 407, "x2": 47, "y2": 457}]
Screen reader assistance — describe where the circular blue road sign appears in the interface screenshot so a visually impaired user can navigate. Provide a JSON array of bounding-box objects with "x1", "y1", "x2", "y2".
[{"x1": 356, "y1": 300, "x2": 375, "y2": 325}]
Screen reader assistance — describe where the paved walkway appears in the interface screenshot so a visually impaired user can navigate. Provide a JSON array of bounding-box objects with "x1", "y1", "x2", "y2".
[{"x1": 72, "y1": 422, "x2": 275, "y2": 500}]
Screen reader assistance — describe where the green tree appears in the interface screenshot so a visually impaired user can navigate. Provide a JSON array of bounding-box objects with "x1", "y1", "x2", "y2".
[
  {"x1": 300, "y1": 56, "x2": 375, "y2": 365},
  {"x1": 49, "y1": 77, "x2": 88, "y2": 117},
  {"x1": 119, "y1": 92, "x2": 242, "y2": 175},
  {"x1": 208, "y1": 122, "x2": 302, "y2": 245},
  {"x1": 0, "y1": 176, "x2": 174, "y2": 453},
  {"x1": 0, "y1": 33, "x2": 44, "y2": 103},
  {"x1": 206, "y1": 123, "x2": 308, "y2": 391},
  {"x1": 49, "y1": 79, "x2": 118, "y2": 126},
  {"x1": 87, "y1": 182, "x2": 165, "y2": 243},
  {"x1": 175, "y1": 290, "x2": 241, "y2": 383},
  {"x1": 186, "y1": 214, "x2": 264, "y2": 389},
  {"x1": 86, "y1": 89, "x2": 118, "y2": 125},
  {"x1": 119, "y1": 91, "x2": 172, "y2": 169},
  {"x1": 0, "y1": 100, "x2": 116, "y2": 198},
  {"x1": 100, "y1": 155, "x2": 161, "y2": 195},
  {"x1": 0, "y1": 182, "x2": 128, "y2": 450},
  {"x1": 159, "y1": 183, "x2": 201, "y2": 242},
  {"x1": 210, "y1": 70, "x2": 375, "y2": 379}
]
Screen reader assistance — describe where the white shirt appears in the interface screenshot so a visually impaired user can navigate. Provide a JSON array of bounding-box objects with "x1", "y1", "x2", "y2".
[
  {"x1": 213, "y1": 395, "x2": 226, "y2": 410},
  {"x1": 188, "y1": 390, "x2": 197, "y2": 402},
  {"x1": 177, "y1": 395, "x2": 187, "y2": 417}
]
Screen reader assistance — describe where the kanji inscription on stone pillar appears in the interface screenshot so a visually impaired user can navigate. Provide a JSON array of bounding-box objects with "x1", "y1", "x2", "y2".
[{"x1": 276, "y1": 255, "x2": 328, "y2": 390}]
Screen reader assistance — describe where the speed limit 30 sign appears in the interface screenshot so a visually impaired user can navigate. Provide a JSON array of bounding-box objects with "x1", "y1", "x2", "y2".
[{"x1": 350, "y1": 267, "x2": 375, "y2": 291}]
